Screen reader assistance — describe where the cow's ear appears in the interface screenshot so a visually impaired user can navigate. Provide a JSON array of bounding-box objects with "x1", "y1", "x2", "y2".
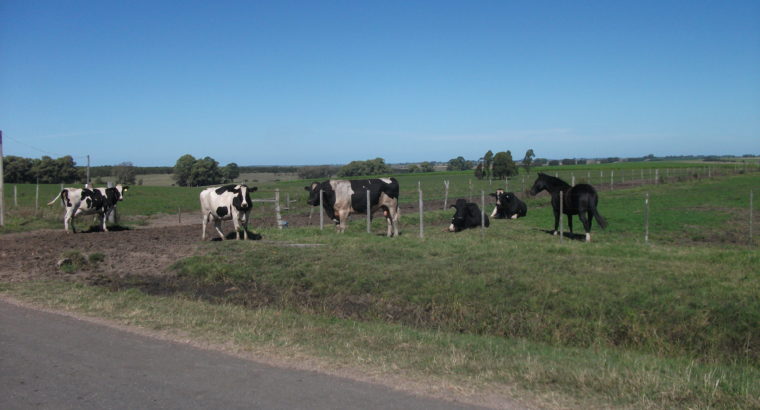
[{"x1": 250, "y1": 186, "x2": 258, "y2": 192}]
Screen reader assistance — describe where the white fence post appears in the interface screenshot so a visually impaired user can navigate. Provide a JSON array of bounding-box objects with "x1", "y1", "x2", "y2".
[{"x1": 443, "y1": 180, "x2": 450, "y2": 210}]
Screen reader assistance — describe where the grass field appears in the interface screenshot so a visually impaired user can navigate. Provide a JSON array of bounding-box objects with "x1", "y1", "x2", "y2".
[{"x1": 1, "y1": 162, "x2": 759, "y2": 408}]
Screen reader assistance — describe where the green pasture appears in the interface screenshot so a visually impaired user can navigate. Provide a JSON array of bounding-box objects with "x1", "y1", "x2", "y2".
[{"x1": 1, "y1": 164, "x2": 759, "y2": 408}]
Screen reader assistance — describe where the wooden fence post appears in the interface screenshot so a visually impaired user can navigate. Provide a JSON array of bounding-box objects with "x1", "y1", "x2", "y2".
[
  {"x1": 442, "y1": 180, "x2": 450, "y2": 210},
  {"x1": 610, "y1": 171, "x2": 614, "y2": 190},
  {"x1": 571, "y1": 173, "x2": 575, "y2": 186},
  {"x1": 418, "y1": 185, "x2": 424, "y2": 239},
  {"x1": 468, "y1": 179, "x2": 472, "y2": 202},
  {"x1": 480, "y1": 190, "x2": 486, "y2": 238},
  {"x1": 366, "y1": 189, "x2": 371, "y2": 234},
  {"x1": 275, "y1": 189, "x2": 283, "y2": 229},
  {"x1": 319, "y1": 189, "x2": 324, "y2": 230},
  {"x1": 35, "y1": 178, "x2": 39, "y2": 213},
  {"x1": 14, "y1": 185, "x2": 18, "y2": 207},
  {"x1": 645, "y1": 192, "x2": 650, "y2": 243},
  {"x1": 559, "y1": 191, "x2": 564, "y2": 241}
]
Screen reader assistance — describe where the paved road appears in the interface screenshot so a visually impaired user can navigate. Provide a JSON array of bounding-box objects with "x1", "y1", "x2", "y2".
[{"x1": 0, "y1": 300, "x2": 481, "y2": 410}]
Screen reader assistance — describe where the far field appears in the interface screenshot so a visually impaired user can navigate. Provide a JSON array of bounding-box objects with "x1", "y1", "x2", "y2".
[{"x1": 1, "y1": 160, "x2": 758, "y2": 409}]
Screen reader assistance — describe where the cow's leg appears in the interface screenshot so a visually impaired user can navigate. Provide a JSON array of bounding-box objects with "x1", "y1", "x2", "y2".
[
  {"x1": 101, "y1": 211, "x2": 109, "y2": 232},
  {"x1": 202, "y1": 214, "x2": 207, "y2": 240},
  {"x1": 385, "y1": 205, "x2": 399, "y2": 237},
  {"x1": 567, "y1": 214, "x2": 573, "y2": 234},
  {"x1": 241, "y1": 210, "x2": 250, "y2": 240},
  {"x1": 214, "y1": 218, "x2": 225, "y2": 240},
  {"x1": 490, "y1": 207, "x2": 497, "y2": 218},
  {"x1": 336, "y1": 209, "x2": 350, "y2": 233},
  {"x1": 64, "y1": 209, "x2": 73, "y2": 233},
  {"x1": 231, "y1": 212, "x2": 242, "y2": 240}
]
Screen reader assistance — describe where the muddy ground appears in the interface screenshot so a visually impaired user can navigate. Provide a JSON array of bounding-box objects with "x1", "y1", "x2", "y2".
[{"x1": 0, "y1": 199, "x2": 450, "y2": 284}]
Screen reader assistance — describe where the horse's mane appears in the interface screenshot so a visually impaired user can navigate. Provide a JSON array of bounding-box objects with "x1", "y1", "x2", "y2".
[{"x1": 538, "y1": 173, "x2": 571, "y2": 189}]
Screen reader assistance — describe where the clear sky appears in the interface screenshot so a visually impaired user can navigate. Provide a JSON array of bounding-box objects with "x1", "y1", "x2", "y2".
[{"x1": 1, "y1": 1, "x2": 758, "y2": 166}]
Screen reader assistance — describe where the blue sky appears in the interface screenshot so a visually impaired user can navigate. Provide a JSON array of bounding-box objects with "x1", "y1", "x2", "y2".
[{"x1": 1, "y1": 1, "x2": 758, "y2": 166}]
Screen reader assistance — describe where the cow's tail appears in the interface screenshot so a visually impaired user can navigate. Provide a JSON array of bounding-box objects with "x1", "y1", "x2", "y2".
[
  {"x1": 47, "y1": 190, "x2": 65, "y2": 206},
  {"x1": 592, "y1": 206, "x2": 608, "y2": 229}
]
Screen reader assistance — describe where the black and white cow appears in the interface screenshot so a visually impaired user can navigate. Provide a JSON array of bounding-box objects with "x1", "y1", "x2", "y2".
[
  {"x1": 200, "y1": 184, "x2": 256, "y2": 240},
  {"x1": 304, "y1": 178, "x2": 400, "y2": 237},
  {"x1": 489, "y1": 189, "x2": 527, "y2": 219},
  {"x1": 448, "y1": 198, "x2": 489, "y2": 232},
  {"x1": 47, "y1": 185, "x2": 128, "y2": 233}
]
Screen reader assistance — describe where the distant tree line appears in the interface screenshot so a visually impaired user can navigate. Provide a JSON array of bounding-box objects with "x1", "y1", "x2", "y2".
[
  {"x1": 474, "y1": 149, "x2": 536, "y2": 179},
  {"x1": 172, "y1": 154, "x2": 240, "y2": 187},
  {"x1": 3, "y1": 155, "x2": 83, "y2": 183}
]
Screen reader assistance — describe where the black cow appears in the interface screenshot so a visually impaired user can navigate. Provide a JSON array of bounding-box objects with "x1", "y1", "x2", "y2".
[
  {"x1": 489, "y1": 189, "x2": 527, "y2": 219},
  {"x1": 304, "y1": 178, "x2": 400, "y2": 237},
  {"x1": 448, "y1": 198, "x2": 489, "y2": 232}
]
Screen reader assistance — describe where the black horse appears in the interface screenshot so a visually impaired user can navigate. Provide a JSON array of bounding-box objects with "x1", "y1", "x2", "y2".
[{"x1": 529, "y1": 173, "x2": 607, "y2": 241}]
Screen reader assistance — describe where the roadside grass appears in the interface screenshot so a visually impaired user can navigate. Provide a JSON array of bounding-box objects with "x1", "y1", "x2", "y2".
[{"x1": 1, "y1": 280, "x2": 757, "y2": 409}]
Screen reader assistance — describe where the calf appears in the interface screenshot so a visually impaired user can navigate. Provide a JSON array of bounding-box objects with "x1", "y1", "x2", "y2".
[
  {"x1": 200, "y1": 184, "x2": 256, "y2": 240},
  {"x1": 489, "y1": 189, "x2": 527, "y2": 219},
  {"x1": 47, "y1": 185, "x2": 128, "y2": 233},
  {"x1": 304, "y1": 178, "x2": 400, "y2": 237},
  {"x1": 448, "y1": 198, "x2": 489, "y2": 232}
]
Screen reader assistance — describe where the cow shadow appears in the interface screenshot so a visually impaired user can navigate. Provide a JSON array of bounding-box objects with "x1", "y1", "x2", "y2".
[
  {"x1": 538, "y1": 229, "x2": 587, "y2": 241},
  {"x1": 79, "y1": 224, "x2": 132, "y2": 233},
  {"x1": 210, "y1": 230, "x2": 263, "y2": 241}
]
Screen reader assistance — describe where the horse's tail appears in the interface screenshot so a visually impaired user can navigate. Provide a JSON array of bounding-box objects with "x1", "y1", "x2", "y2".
[{"x1": 592, "y1": 206, "x2": 608, "y2": 229}]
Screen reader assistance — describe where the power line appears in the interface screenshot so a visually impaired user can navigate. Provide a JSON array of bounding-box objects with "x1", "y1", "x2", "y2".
[{"x1": 2, "y1": 134, "x2": 88, "y2": 160}]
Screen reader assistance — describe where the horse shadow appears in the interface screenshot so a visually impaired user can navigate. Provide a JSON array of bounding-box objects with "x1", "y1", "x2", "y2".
[{"x1": 539, "y1": 229, "x2": 587, "y2": 241}]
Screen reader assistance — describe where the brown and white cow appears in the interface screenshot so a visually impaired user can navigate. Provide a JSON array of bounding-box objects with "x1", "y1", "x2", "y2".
[
  {"x1": 304, "y1": 178, "x2": 400, "y2": 237},
  {"x1": 200, "y1": 184, "x2": 256, "y2": 240},
  {"x1": 47, "y1": 185, "x2": 128, "y2": 233}
]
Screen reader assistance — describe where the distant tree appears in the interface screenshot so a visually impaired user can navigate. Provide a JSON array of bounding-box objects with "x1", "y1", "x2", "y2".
[
  {"x1": 533, "y1": 158, "x2": 547, "y2": 166},
  {"x1": 446, "y1": 156, "x2": 473, "y2": 171},
  {"x1": 113, "y1": 161, "x2": 137, "y2": 184},
  {"x1": 548, "y1": 160, "x2": 560, "y2": 166},
  {"x1": 474, "y1": 162, "x2": 484, "y2": 180},
  {"x1": 298, "y1": 165, "x2": 339, "y2": 179},
  {"x1": 187, "y1": 156, "x2": 222, "y2": 186},
  {"x1": 33, "y1": 155, "x2": 78, "y2": 183},
  {"x1": 483, "y1": 150, "x2": 494, "y2": 178},
  {"x1": 522, "y1": 149, "x2": 535, "y2": 174},
  {"x1": 407, "y1": 164, "x2": 420, "y2": 173},
  {"x1": 2, "y1": 156, "x2": 33, "y2": 183},
  {"x1": 172, "y1": 154, "x2": 196, "y2": 187},
  {"x1": 222, "y1": 162, "x2": 240, "y2": 182},
  {"x1": 338, "y1": 158, "x2": 392, "y2": 177},
  {"x1": 561, "y1": 158, "x2": 576, "y2": 165},
  {"x1": 492, "y1": 151, "x2": 518, "y2": 179},
  {"x1": 418, "y1": 161, "x2": 435, "y2": 172}
]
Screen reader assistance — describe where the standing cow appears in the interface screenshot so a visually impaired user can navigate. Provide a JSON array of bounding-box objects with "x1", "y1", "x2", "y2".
[
  {"x1": 448, "y1": 198, "x2": 489, "y2": 232},
  {"x1": 304, "y1": 178, "x2": 400, "y2": 237},
  {"x1": 47, "y1": 185, "x2": 128, "y2": 233},
  {"x1": 200, "y1": 184, "x2": 256, "y2": 240},
  {"x1": 489, "y1": 189, "x2": 527, "y2": 219}
]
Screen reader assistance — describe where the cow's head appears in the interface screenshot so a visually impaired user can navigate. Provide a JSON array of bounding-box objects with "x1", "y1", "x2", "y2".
[
  {"x1": 304, "y1": 182, "x2": 322, "y2": 206},
  {"x1": 489, "y1": 189, "x2": 506, "y2": 207},
  {"x1": 233, "y1": 185, "x2": 256, "y2": 210},
  {"x1": 115, "y1": 184, "x2": 129, "y2": 201},
  {"x1": 448, "y1": 198, "x2": 470, "y2": 232}
]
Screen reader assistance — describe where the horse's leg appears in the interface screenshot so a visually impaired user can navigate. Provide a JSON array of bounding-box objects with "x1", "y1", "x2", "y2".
[
  {"x1": 567, "y1": 214, "x2": 573, "y2": 234},
  {"x1": 553, "y1": 207, "x2": 560, "y2": 235},
  {"x1": 579, "y1": 209, "x2": 592, "y2": 242}
]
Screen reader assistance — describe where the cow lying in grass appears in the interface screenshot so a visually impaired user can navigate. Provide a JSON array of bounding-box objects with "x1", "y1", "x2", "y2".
[
  {"x1": 448, "y1": 198, "x2": 489, "y2": 232},
  {"x1": 200, "y1": 184, "x2": 256, "y2": 240},
  {"x1": 489, "y1": 189, "x2": 527, "y2": 219},
  {"x1": 47, "y1": 185, "x2": 128, "y2": 233}
]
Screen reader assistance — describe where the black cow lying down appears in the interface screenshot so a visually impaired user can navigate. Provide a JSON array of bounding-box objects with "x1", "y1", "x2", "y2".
[
  {"x1": 448, "y1": 198, "x2": 489, "y2": 232},
  {"x1": 305, "y1": 178, "x2": 400, "y2": 237},
  {"x1": 489, "y1": 189, "x2": 527, "y2": 219}
]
